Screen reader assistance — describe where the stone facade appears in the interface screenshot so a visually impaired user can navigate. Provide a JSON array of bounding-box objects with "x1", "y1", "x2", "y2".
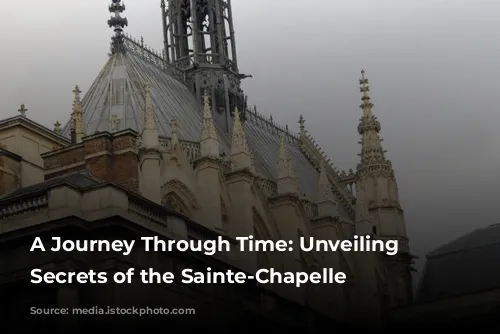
[
  {"x1": 0, "y1": 87, "x2": 413, "y2": 329},
  {"x1": 43, "y1": 130, "x2": 139, "y2": 190},
  {"x1": 0, "y1": 0, "x2": 415, "y2": 330}
]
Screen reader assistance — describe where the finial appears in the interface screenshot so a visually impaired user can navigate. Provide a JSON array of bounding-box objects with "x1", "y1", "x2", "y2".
[
  {"x1": 54, "y1": 121, "x2": 61, "y2": 134},
  {"x1": 73, "y1": 85, "x2": 81, "y2": 101},
  {"x1": 18, "y1": 104, "x2": 27, "y2": 117},
  {"x1": 359, "y1": 69, "x2": 374, "y2": 110},
  {"x1": 298, "y1": 114, "x2": 305, "y2": 134},
  {"x1": 145, "y1": 83, "x2": 151, "y2": 94},
  {"x1": 108, "y1": 0, "x2": 128, "y2": 54},
  {"x1": 140, "y1": 36, "x2": 144, "y2": 47},
  {"x1": 234, "y1": 107, "x2": 241, "y2": 121}
]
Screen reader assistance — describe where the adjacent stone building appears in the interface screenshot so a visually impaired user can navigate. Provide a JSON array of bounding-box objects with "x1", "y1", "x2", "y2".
[
  {"x1": 390, "y1": 223, "x2": 500, "y2": 328},
  {"x1": 0, "y1": 0, "x2": 414, "y2": 330}
]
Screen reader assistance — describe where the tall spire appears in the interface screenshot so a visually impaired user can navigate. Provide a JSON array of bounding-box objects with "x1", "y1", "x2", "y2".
[
  {"x1": 356, "y1": 70, "x2": 404, "y2": 228},
  {"x1": 230, "y1": 108, "x2": 253, "y2": 170},
  {"x1": 72, "y1": 85, "x2": 85, "y2": 143},
  {"x1": 141, "y1": 84, "x2": 159, "y2": 148},
  {"x1": 277, "y1": 133, "x2": 299, "y2": 195},
  {"x1": 108, "y1": 0, "x2": 128, "y2": 54},
  {"x1": 357, "y1": 70, "x2": 389, "y2": 169},
  {"x1": 200, "y1": 90, "x2": 220, "y2": 157},
  {"x1": 161, "y1": 0, "x2": 248, "y2": 132},
  {"x1": 162, "y1": 0, "x2": 239, "y2": 71}
]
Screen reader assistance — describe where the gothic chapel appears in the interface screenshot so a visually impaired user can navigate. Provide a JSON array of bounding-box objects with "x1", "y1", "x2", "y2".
[{"x1": 0, "y1": 0, "x2": 413, "y2": 327}]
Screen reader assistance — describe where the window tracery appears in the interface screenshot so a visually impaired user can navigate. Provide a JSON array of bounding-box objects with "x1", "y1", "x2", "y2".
[{"x1": 163, "y1": 192, "x2": 189, "y2": 217}]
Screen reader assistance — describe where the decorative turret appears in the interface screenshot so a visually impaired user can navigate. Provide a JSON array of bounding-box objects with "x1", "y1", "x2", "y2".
[
  {"x1": 230, "y1": 108, "x2": 253, "y2": 171},
  {"x1": 317, "y1": 162, "x2": 338, "y2": 217},
  {"x1": 141, "y1": 84, "x2": 159, "y2": 149},
  {"x1": 72, "y1": 86, "x2": 85, "y2": 143},
  {"x1": 277, "y1": 133, "x2": 299, "y2": 195},
  {"x1": 200, "y1": 90, "x2": 220, "y2": 158},
  {"x1": 108, "y1": 0, "x2": 128, "y2": 54},
  {"x1": 161, "y1": 0, "x2": 248, "y2": 133}
]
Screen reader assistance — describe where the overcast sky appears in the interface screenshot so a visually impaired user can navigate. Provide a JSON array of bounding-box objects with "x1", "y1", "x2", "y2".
[{"x1": 1, "y1": 0, "x2": 499, "y2": 286}]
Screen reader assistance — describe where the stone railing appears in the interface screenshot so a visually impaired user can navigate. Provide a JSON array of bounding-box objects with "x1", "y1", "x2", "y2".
[
  {"x1": 0, "y1": 183, "x2": 230, "y2": 248},
  {"x1": 123, "y1": 35, "x2": 185, "y2": 83},
  {"x1": 0, "y1": 191, "x2": 49, "y2": 220},
  {"x1": 137, "y1": 137, "x2": 201, "y2": 162},
  {"x1": 256, "y1": 177, "x2": 278, "y2": 198},
  {"x1": 128, "y1": 194, "x2": 168, "y2": 228}
]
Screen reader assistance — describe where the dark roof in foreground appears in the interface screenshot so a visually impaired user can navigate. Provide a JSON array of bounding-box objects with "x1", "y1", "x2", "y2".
[
  {"x1": 416, "y1": 223, "x2": 500, "y2": 303},
  {"x1": 0, "y1": 171, "x2": 102, "y2": 202}
]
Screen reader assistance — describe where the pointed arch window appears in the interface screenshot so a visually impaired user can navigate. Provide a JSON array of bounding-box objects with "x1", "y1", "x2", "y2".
[
  {"x1": 252, "y1": 209, "x2": 272, "y2": 269},
  {"x1": 163, "y1": 192, "x2": 190, "y2": 217}
]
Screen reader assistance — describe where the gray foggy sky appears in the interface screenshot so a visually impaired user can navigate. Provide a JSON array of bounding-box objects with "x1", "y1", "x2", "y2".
[{"x1": 1, "y1": 0, "x2": 499, "y2": 284}]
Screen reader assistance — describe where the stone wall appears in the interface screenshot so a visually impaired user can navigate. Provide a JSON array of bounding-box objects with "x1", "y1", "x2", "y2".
[
  {"x1": 0, "y1": 146, "x2": 21, "y2": 196},
  {"x1": 42, "y1": 130, "x2": 139, "y2": 191}
]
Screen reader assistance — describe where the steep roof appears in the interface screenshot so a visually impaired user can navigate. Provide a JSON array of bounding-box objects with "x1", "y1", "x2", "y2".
[
  {"x1": 59, "y1": 36, "x2": 351, "y2": 213},
  {"x1": 61, "y1": 42, "x2": 201, "y2": 142},
  {"x1": 244, "y1": 114, "x2": 320, "y2": 201},
  {"x1": 416, "y1": 223, "x2": 500, "y2": 302}
]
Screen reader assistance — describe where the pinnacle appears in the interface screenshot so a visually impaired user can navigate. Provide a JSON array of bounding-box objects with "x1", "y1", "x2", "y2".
[
  {"x1": 356, "y1": 72, "x2": 390, "y2": 170},
  {"x1": 200, "y1": 92, "x2": 219, "y2": 158},
  {"x1": 108, "y1": 0, "x2": 128, "y2": 54},
  {"x1": 141, "y1": 84, "x2": 160, "y2": 149}
]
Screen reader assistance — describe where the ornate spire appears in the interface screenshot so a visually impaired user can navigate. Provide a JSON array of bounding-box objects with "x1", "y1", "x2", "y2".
[
  {"x1": 141, "y1": 84, "x2": 159, "y2": 148},
  {"x1": 317, "y1": 162, "x2": 338, "y2": 217},
  {"x1": 277, "y1": 133, "x2": 299, "y2": 195},
  {"x1": 200, "y1": 90, "x2": 220, "y2": 157},
  {"x1": 359, "y1": 70, "x2": 375, "y2": 117},
  {"x1": 357, "y1": 70, "x2": 389, "y2": 169},
  {"x1": 54, "y1": 121, "x2": 61, "y2": 134},
  {"x1": 108, "y1": 0, "x2": 128, "y2": 54},
  {"x1": 18, "y1": 104, "x2": 27, "y2": 117},
  {"x1": 72, "y1": 85, "x2": 85, "y2": 143},
  {"x1": 230, "y1": 108, "x2": 253, "y2": 170}
]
